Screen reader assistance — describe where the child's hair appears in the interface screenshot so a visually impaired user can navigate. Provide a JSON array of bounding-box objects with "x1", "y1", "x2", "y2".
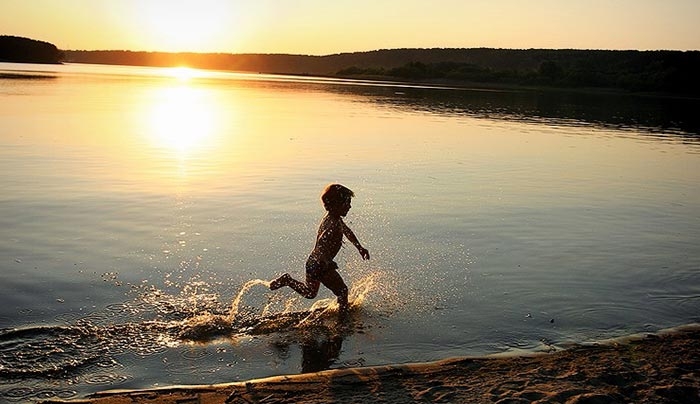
[{"x1": 321, "y1": 183, "x2": 354, "y2": 211}]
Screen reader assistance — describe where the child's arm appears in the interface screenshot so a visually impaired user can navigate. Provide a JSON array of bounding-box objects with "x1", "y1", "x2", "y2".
[{"x1": 342, "y1": 222, "x2": 370, "y2": 260}]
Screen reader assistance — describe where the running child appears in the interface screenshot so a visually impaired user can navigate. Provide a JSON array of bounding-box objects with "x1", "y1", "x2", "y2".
[{"x1": 269, "y1": 184, "x2": 370, "y2": 315}]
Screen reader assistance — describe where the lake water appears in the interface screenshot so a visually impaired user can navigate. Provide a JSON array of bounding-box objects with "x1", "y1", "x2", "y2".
[{"x1": 1, "y1": 62, "x2": 699, "y2": 402}]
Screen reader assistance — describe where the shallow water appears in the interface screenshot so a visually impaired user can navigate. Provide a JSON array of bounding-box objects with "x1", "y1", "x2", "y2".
[{"x1": 1, "y1": 62, "x2": 699, "y2": 402}]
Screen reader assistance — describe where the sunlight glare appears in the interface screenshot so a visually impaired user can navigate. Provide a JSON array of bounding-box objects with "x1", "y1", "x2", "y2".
[
  {"x1": 134, "y1": 1, "x2": 238, "y2": 52},
  {"x1": 167, "y1": 67, "x2": 201, "y2": 81},
  {"x1": 148, "y1": 85, "x2": 220, "y2": 156}
]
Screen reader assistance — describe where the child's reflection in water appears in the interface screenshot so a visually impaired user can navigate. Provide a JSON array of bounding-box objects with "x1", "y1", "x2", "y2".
[{"x1": 301, "y1": 332, "x2": 344, "y2": 373}]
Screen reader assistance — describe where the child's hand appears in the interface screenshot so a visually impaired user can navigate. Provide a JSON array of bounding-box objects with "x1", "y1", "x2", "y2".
[{"x1": 358, "y1": 247, "x2": 370, "y2": 260}]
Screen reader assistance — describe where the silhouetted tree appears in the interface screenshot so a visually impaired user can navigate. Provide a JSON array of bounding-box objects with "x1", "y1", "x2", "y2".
[{"x1": 0, "y1": 36, "x2": 63, "y2": 64}]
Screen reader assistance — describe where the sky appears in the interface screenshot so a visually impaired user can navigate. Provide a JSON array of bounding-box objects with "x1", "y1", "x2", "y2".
[{"x1": 2, "y1": 0, "x2": 699, "y2": 55}]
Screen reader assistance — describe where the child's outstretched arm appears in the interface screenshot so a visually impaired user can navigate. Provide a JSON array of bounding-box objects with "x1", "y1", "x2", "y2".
[{"x1": 342, "y1": 222, "x2": 370, "y2": 260}]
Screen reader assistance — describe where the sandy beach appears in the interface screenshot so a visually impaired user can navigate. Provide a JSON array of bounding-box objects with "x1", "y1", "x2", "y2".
[{"x1": 44, "y1": 325, "x2": 699, "y2": 404}]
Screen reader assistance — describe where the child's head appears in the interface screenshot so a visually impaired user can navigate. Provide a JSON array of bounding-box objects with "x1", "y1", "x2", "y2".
[{"x1": 321, "y1": 183, "x2": 354, "y2": 213}]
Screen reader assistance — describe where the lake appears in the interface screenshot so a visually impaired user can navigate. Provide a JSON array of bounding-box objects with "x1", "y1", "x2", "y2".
[{"x1": 1, "y1": 62, "x2": 699, "y2": 402}]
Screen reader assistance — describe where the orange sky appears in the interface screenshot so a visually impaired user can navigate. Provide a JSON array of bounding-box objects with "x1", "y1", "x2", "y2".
[{"x1": 2, "y1": 0, "x2": 699, "y2": 54}]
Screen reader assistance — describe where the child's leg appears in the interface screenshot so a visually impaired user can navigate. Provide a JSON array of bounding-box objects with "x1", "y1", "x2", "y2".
[
  {"x1": 269, "y1": 273, "x2": 320, "y2": 299},
  {"x1": 320, "y1": 269, "x2": 349, "y2": 313}
]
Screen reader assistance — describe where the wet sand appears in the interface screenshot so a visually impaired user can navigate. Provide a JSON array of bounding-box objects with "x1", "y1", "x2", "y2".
[{"x1": 46, "y1": 325, "x2": 699, "y2": 404}]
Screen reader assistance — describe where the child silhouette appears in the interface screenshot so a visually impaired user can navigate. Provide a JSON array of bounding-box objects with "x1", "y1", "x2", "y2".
[{"x1": 269, "y1": 184, "x2": 370, "y2": 314}]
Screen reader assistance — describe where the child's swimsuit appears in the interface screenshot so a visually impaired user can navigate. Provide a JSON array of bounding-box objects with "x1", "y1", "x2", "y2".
[
  {"x1": 305, "y1": 257, "x2": 346, "y2": 299},
  {"x1": 305, "y1": 257, "x2": 338, "y2": 280}
]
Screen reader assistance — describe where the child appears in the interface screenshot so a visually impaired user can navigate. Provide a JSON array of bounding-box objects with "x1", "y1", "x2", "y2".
[{"x1": 269, "y1": 184, "x2": 370, "y2": 314}]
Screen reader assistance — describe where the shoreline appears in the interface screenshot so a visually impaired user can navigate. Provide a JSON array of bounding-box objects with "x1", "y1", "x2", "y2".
[
  {"x1": 45, "y1": 324, "x2": 700, "y2": 403},
  {"x1": 5, "y1": 60, "x2": 699, "y2": 100}
]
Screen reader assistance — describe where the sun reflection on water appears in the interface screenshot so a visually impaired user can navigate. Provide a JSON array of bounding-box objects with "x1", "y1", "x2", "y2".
[
  {"x1": 148, "y1": 84, "x2": 221, "y2": 157},
  {"x1": 165, "y1": 66, "x2": 203, "y2": 81}
]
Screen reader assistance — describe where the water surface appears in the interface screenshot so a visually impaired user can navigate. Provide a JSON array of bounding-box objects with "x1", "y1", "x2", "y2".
[{"x1": 1, "y1": 62, "x2": 699, "y2": 402}]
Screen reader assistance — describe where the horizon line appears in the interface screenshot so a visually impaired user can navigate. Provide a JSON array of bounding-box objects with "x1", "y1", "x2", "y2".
[{"x1": 62, "y1": 46, "x2": 700, "y2": 57}]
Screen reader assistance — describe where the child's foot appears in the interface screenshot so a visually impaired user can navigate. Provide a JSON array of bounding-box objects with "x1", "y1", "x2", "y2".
[{"x1": 269, "y1": 274, "x2": 291, "y2": 291}]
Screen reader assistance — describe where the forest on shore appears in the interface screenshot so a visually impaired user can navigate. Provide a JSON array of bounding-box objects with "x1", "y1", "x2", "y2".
[
  {"x1": 64, "y1": 48, "x2": 700, "y2": 95},
  {"x1": 0, "y1": 36, "x2": 63, "y2": 64},
  {"x1": 3, "y1": 35, "x2": 698, "y2": 95}
]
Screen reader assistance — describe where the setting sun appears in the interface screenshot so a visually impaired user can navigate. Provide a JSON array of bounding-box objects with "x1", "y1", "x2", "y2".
[
  {"x1": 166, "y1": 66, "x2": 202, "y2": 81},
  {"x1": 130, "y1": 1, "x2": 241, "y2": 52}
]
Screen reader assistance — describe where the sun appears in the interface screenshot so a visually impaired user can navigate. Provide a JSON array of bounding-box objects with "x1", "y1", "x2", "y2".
[
  {"x1": 166, "y1": 66, "x2": 202, "y2": 81},
  {"x1": 133, "y1": 1, "x2": 238, "y2": 52}
]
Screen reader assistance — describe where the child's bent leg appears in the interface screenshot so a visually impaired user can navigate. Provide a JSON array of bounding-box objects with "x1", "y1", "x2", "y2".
[
  {"x1": 320, "y1": 270, "x2": 349, "y2": 314},
  {"x1": 270, "y1": 273, "x2": 320, "y2": 299}
]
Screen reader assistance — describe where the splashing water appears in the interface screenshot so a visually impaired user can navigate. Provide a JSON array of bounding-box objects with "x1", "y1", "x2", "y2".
[
  {"x1": 177, "y1": 273, "x2": 381, "y2": 341},
  {"x1": 349, "y1": 272, "x2": 378, "y2": 307},
  {"x1": 230, "y1": 273, "x2": 377, "y2": 322},
  {"x1": 227, "y1": 279, "x2": 270, "y2": 320},
  {"x1": 176, "y1": 279, "x2": 270, "y2": 341},
  {"x1": 178, "y1": 312, "x2": 232, "y2": 341},
  {"x1": 296, "y1": 273, "x2": 379, "y2": 326}
]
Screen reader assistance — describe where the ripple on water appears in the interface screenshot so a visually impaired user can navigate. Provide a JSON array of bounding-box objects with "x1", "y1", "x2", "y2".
[
  {"x1": 84, "y1": 373, "x2": 131, "y2": 386},
  {"x1": 2, "y1": 386, "x2": 77, "y2": 402},
  {"x1": 0, "y1": 320, "x2": 181, "y2": 383},
  {"x1": 180, "y1": 347, "x2": 214, "y2": 360},
  {"x1": 0, "y1": 326, "x2": 104, "y2": 378},
  {"x1": 53, "y1": 312, "x2": 81, "y2": 324},
  {"x1": 76, "y1": 311, "x2": 112, "y2": 325}
]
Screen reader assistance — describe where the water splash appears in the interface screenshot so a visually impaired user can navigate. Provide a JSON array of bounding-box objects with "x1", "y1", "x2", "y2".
[
  {"x1": 161, "y1": 271, "x2": 385, "y2": 343},
  {"x1": 227, "y1": 278, "x2": 270, "y2": 320},
  {"x1": 349, "y1": 271, "x2": 379, "y2": 308},
  {"x1": 296, "y1": 273, "x2": 379, "y2": 327},
  {"x1": 178, "y1": 312, "x2": 232, "y2": 342},
  {"x1": 176, "y1": 278, "x2": 271, "y2": 342}
]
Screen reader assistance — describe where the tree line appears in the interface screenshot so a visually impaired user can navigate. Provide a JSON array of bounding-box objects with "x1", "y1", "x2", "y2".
[
  {"x1": 3, "y1": 35, "x2": 698, "y2": 95},
  {"x1": 337, "y1": 50, "x2": 700, "y2": 95},
  {"x1": 0, "y1": 35, "x2": 63, "y2": 64},
  {"x1": 65, "y1": 48, "x2": 700, "y2": 95}
]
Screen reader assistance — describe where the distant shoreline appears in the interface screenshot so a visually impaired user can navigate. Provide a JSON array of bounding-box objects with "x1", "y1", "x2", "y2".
[
  {"x1": 60, "y1": 60, "x2": 700, "y2": 100},
  {"x1": 63, "y1": 48, "x2": 700, "y2": 97},
  {"x1": 3, "y1": 58, "x2": 698, "y2": 101},
  {"x1": 4, "y1": 34, "x2": 699, "y2": 96}
]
